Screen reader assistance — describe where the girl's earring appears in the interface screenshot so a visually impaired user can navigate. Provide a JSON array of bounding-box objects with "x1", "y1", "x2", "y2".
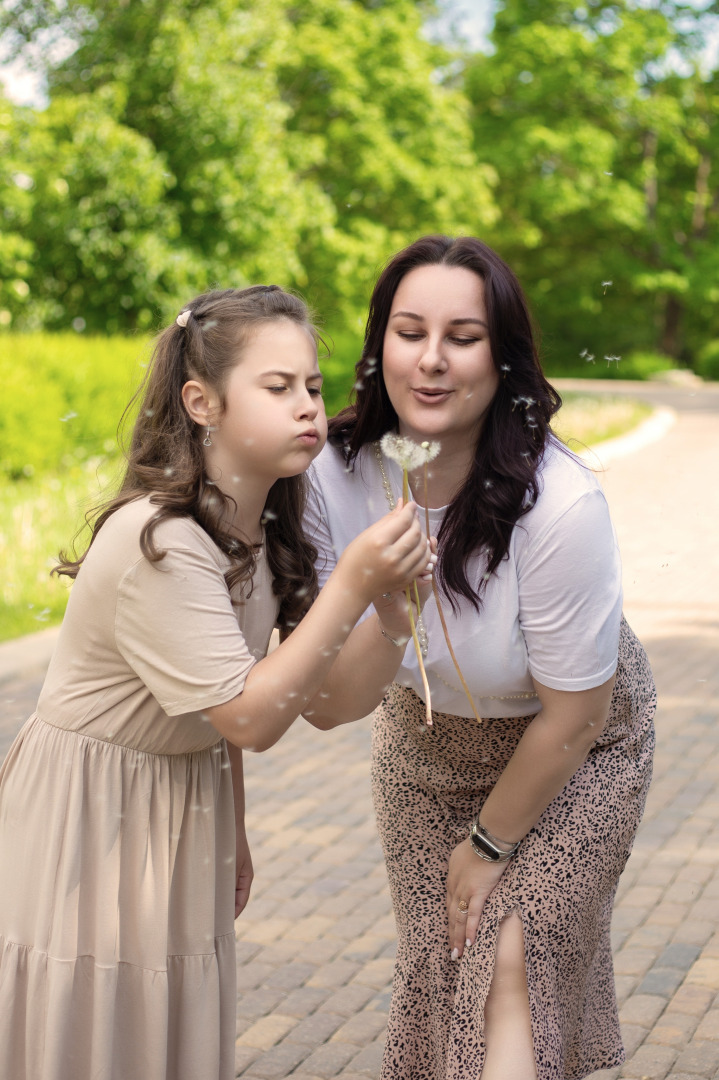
[{"x1": 203, "y1": 427, "x2": 212, "y2": 447}]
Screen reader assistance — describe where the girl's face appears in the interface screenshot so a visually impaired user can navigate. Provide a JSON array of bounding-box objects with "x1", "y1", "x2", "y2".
[
  {"x1": 208, "y1": 319, "x2": 327, "y2": 485},
  {"x1": 382, "y1": 264, "x2": 499, "y2": 454}
]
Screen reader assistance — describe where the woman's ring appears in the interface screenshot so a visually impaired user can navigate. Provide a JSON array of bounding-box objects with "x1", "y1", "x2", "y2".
[{"x1": 458, "y1": 899, "x2": 469, "y2": 915}]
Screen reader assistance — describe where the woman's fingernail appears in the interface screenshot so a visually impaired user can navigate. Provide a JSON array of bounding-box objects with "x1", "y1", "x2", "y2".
[
  {"x1": 465, "y1": 938, "x2": 472, "y2": 948},
  {"x1": 451, "y1": 947, "x2": 459, "y2": 961}
]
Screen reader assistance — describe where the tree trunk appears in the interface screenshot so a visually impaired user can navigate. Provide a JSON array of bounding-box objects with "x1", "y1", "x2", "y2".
[{"x1": 660, "y1": 294, "x2": 682, "y2": 359}]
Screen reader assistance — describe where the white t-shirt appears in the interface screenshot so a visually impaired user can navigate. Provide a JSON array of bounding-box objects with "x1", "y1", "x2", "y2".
[{"x1": 305, "y1": 437, "x2": 622, "y2": 719}]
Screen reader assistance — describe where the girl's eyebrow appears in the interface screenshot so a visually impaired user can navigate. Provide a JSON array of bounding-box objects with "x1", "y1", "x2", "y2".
[
  {"x1": 260, "y1": 369, "x2": 323, "y2": 382},
  {"x1": 390, "y1": 311, "x2": 488, "y2": 329}
]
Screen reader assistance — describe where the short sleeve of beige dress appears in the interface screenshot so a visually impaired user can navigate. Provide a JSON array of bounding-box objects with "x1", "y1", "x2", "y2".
[{"x1": 0, "y1": 497, "x2": 279, "y2": 1080}]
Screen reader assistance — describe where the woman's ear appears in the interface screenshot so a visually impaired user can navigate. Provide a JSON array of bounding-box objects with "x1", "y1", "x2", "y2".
[{"x1": 182, "y1": 379, "x2": 216, "y2": 426}]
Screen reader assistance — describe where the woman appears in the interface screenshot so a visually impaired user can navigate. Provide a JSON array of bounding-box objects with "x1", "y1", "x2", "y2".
[{"x1": 303, "y1": 237, "x2": 656, "y2": 1080}]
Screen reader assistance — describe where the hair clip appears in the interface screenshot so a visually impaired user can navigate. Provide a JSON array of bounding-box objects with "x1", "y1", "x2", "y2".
[{"x1": 176, "y1": 309, "x2": 191, "y2": 327}]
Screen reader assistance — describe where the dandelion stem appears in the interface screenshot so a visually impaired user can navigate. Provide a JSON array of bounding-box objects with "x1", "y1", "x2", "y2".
[
  {"x1": 422, "y1": 463, "x2": 482, "y2": 724},
  {"x1": 403, "y1": 469, "x2": 433, "y2": 727}
]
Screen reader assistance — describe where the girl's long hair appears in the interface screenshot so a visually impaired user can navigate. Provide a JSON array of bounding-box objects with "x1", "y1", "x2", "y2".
[
  {"x1": 56, "y1": 286, "x2": 319, "y2": 632},
  {"x1": 329, "y1": 235, "x2": 562, "y2": 611}
]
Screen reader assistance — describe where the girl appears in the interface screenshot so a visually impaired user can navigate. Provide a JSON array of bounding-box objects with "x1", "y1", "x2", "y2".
[
  {"x1": 0, "y1": 285, "x2": 433, "y2": 1080},
  {"x1": 304, "y1": 239, "x2": 656, "y2": 1080}
]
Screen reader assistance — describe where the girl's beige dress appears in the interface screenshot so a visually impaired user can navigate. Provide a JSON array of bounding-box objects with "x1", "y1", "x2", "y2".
[{"x1": 0, "y1": 497, "x2": 278, "y2": 1080}]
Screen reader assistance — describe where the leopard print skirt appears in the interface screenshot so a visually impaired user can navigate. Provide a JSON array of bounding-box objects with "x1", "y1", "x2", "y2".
[{"x1": 371, "y1": 617, "x2": 656, "y2": 1080}]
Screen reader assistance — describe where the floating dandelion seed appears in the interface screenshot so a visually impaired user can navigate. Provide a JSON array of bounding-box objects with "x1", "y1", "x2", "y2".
[
  {"x1": 353, "y1": 380, "x2": 364, "y2": 391},
  {"x1": 602, "y1": 281, "x2": 613, "y2": 294},
  {"x1": 364, "y1": 357, "x2": 378, "y2": 374},
  {"x1": 483, "y1": 479, "x2": 493, "y2": 489},
  {"x1": 145, "y1": 408, "x2": 155, "y2": 417},
  {"x1": 500, "y1": 364, "x2": 511, "y2": 374},
  {"x1": 164, "y1": 466, "x2": 174, "y2": 476},
  {"x1": 261, "y1": 509, "x2": 277, "y2": 524},
  {"x1": 604, "y1": 354, "x2": 621, "y2": 367},
  {"x1": 59, "y1": 412, "x2": 77, "y2": 423},
  {"x1": 604, "y1": 171, "x2": 613, "y2": 176}
]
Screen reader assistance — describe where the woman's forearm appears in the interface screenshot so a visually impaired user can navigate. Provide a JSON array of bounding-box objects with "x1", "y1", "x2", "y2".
[
  {"x1": 478, "y1": 677, "x2": 615, "y2": 843},
  {"x1": 304, "y1": 614, "x2": 407, "y2": 728}
]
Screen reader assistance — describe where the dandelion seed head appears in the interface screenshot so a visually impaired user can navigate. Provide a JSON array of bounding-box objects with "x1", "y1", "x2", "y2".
[
  {"x1": 261, "y1": 509, "x2": 277, "y2": 523},
  {"x1": 500, "y1": 364, "x2": 511, "y2": 373},
  {"x1": 381, "y1": 433, "x2": 441, "y2": 470},
  {"x1": 164, "y1": 466, "x2": 174, "y2": 476}
]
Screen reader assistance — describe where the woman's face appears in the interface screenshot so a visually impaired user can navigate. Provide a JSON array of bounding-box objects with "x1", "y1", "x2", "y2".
[{"x1": 381, "y1": 264, "x2": 499, "y2": 454}]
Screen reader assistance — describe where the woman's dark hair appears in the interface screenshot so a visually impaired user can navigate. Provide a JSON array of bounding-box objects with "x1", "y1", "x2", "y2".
[
  {"x1": 56, "y1": 285, "x2": 319, "y2": 632},
  {"x1": 328, "y1": 235, "x2": 562, "y2": 611}
]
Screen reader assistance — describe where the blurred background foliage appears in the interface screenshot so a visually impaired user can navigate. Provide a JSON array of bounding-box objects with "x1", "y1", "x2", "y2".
[{"x1": 2, "y1": 0, "x2": 719, "y2": 375}]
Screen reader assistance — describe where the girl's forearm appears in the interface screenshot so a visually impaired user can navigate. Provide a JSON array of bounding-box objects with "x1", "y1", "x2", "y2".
[
  {"x1": 207, "y1": 568, "x2": 371, "y2": 751},
  {"x1": 226, "y1": 740, "x2": 245, "y2": 825}
]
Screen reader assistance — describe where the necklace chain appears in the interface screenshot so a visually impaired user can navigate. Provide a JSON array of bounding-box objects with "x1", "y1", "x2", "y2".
[{"x1": 373, "y1": 443, "x2": 536, "y2": 705}]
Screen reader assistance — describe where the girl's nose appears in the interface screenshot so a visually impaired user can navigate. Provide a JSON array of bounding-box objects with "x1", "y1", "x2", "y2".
[{"x1": 297, "y1": 391, "x2": 319, "y2": 420}]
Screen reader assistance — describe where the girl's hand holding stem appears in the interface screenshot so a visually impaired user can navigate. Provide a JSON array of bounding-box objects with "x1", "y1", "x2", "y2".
[
  {"x1": 372, "y1": 535, "x2": 437, "y2": 645},
  {"x1": 335, "y1": 498, "x2": 432, "y2": 606}
]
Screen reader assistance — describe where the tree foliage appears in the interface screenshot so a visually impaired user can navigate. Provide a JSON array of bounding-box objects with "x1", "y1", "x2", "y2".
[{"x1": 1, "y1": 0, "x2": 718, "y2": 368}]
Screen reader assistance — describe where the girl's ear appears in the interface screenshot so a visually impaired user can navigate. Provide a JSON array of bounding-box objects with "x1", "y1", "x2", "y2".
[{"x1": 182, "y1": 379, "x2": 216, "y2": 426}]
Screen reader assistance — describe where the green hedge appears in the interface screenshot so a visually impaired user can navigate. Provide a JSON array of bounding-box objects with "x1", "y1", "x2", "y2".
[
  {"x1": 696, "y1": 340, "x2": 719, "y2": 381},
  {"x1": 544, "y1": 349, "x2": 677, "y2": 381},
  {"x1": 1, "y1": 333, "x2": 151, "y2": 480}
]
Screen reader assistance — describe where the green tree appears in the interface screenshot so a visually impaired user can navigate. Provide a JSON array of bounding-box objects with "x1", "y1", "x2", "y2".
[
  {"x1": 463, "y1": 0, "x2": 719, "y2": 368},
  {"x1": 1, "y1": 0, "x2": 497, "y2": 337}
]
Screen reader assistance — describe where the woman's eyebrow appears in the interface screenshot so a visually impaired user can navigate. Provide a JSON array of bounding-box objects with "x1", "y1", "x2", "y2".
[{"x1": 390, "y1": 311, "x2": 488, "y2": 329}]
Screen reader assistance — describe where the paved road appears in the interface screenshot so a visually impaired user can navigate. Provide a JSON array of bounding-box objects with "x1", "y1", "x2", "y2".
[{"x1": 1, "y1": 382, "x2": 717, "y2": 1079}]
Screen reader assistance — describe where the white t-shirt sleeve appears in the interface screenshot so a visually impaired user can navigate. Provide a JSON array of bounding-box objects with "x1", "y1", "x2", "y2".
[
  {"x1": 304, "y1": 465, "x2": 338, "y2": 588},
  {"x1": 517, "y1": 486, "x2": 622, "y2": 691}
]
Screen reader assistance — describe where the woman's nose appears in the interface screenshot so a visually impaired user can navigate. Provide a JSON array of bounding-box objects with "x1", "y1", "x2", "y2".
[{"x1": 418, "y1": 336, "x2": 447, "y2": 374}]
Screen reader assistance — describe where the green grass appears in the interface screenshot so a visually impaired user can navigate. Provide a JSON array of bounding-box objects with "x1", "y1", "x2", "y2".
[
  {"x1": 0, "y1": 456, "x2": 122, "y2": 640},
  {"x1": 0, "y1": 393, "x2": 653, "y2": 643},
  {"x1": 552, "y1": 393, "x2": 652, "y2": 450}
]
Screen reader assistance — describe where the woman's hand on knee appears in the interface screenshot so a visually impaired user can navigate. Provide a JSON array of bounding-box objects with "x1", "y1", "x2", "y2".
[{"x1": 446, "y1": 838, "x2": 506, "y2": 960}]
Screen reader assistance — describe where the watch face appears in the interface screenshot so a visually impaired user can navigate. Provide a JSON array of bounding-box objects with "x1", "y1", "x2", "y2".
[{"x1": 470, "y1": 831, "x2": 501, "y2": 861}]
